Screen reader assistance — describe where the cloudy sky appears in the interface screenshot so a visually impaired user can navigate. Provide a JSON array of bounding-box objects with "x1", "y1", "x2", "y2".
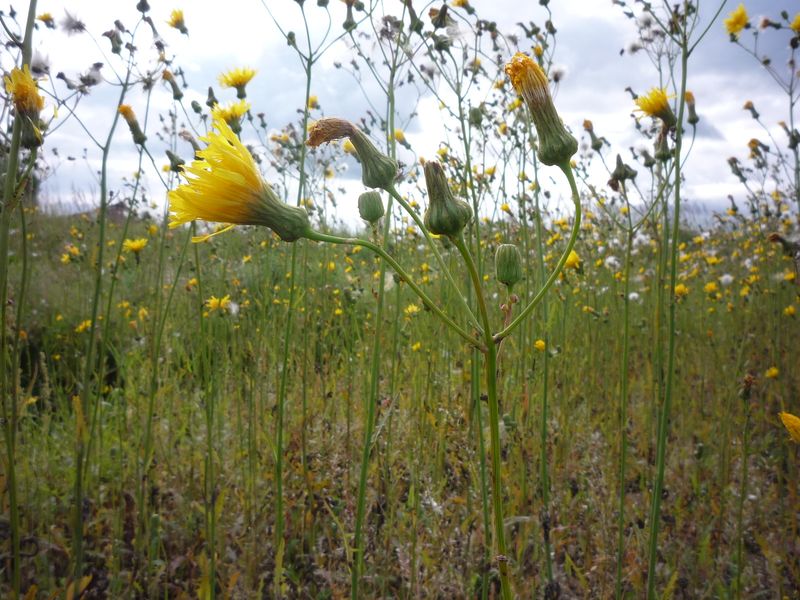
[{"x1": 16, "y1": 0, "x2": 796, "y2": 225}]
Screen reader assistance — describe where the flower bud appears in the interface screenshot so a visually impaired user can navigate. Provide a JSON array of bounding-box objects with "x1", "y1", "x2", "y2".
[
  {"x1": 118, "y1": 104, "x2": 147, "y2": 145},
  {"x1": 655, "y1": 132, "x2": 671, "y2": 162},
  {"x1": 162, "y1": 69, "x2": 183, "y2": 101},
  {"x1": 504, "y1": 52, "x2": 577, "y2": 166},
  {"x1": 423, "y1": 160, "x2": 472, "y2": 237},
  {"x1": 495, "y1": 244, "x2": 523, "y2": 289},
  {"x1": 685, "y1": 91, "x2": 699, "y2": 126},
  {"x1": 583, "y1": 119, "x2": 603, "y2": 152},
  {"x1": 469, "y1": 106, "x2": 483, "y2": 128},
  {"x1": 307, "y1": 118, "x2": 398, "y2": 189},
  {"x1": 608, "y1": 154, "x2": 637, "y2": 191},
  {"x1": 358, "y1": 190, "x2": 384, "y2": 224}
]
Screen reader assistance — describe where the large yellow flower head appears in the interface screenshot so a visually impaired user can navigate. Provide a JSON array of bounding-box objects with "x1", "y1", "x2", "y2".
[
  {"x1": 504, "y1": 52, "x2": 576, "y2": 166},
  {"x1": 218, "y1": 67, "x2": 256, "y2": 99},
  {"x1": 779, "y1": 411, "x2": 800, "y2": 443},
  {"x1": 724, "y1": 4, "x2": 749, "y2": 37},
  {"x1": 634, "y1": 88, "x2": 676, "y2": 127},
  {"x1": 5, "y1": 65, "x2": 44, "y2": 117},
  {"x1": 168, "y1": 117, "x2": 311, "y2": 242}
]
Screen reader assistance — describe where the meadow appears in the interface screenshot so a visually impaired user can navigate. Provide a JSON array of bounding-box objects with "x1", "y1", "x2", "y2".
[{"x1": 1, "y1": 1, "x2": 799, "y2": 598}]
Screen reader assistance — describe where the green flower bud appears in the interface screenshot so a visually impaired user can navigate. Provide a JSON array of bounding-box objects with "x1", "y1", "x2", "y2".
[
  {"x1": 469, "y1": 106, "x2": 483, "y2": 128},
  {"x1": 358, "y1": 190, "x2": 384, "y2": 224},
  {"x1": 495, "y1": 244, "x2": 523, "y2": 289},
  {"x1": 307, "y1": 118, "x2": 398, "y2": 190},
  {"x1": 423, "y1": 161, "x2": 472, "y2": 238}
]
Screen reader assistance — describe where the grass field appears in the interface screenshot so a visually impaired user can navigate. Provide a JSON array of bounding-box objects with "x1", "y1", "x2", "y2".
[{"x1": 1, "y1": 1, "x2": 800, "y2": 598}]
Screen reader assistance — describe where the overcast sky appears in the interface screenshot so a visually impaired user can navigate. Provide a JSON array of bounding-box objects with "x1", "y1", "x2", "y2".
[{"x1": 16, "y1": 0, "x2": 796, "y2": 225}]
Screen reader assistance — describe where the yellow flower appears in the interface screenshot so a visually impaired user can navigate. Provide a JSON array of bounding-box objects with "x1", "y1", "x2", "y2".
[
  {"x1": 784, "y1": 305, "x2": 796, "y2": 317},
  {"x1": 779, "y1": 412, "x2": 800, "y2": 443},
  {"x1": 504, "y1": 52, "x2": 577, "y2": 165},
  {"x1": 211, "y1": 99, "x2": 250, "y2": 125},
  {"x1": 394, "y1": 128, "x2": 406, "y2": 143},
  {"x1": 307, "y1": 95, "x2": 319, "y2": 110},
  {"x1": 534, "y1": 339, "x2": 546, "y2": 352},
  {"x1": 703, "y1": 281, "x2": 719, "y2": 294},
  {"x1": 565, "y1": 250, "x2": 580, "y2": 270},
  {"x1": 206, "y1": 294, "x2": 231, "y2": 313},
  {"x1": 404, "y1": 304, "x2": 421, "y2": 317},
  {"x1": 122, "y1": 238, "x2": 148, "y2": 254},
  {"x1": 411, "y1": 342, "x2": 422, "y2": 352},
  {"x1": 784, "y1": 270, "x2": 796, "y2": 282},
  {"x1": 37, "y1": 13, "x2": 55, "y2": 28},
  {"x1": 634, "y1": 88, "x2": 676, "y2": 126},
  {"x1": 75, "y1": 319, "x2": 92, "y2": 334},
  {"x1": 674, "y1": 283, "x2": 689, "y2": 298},
  {"x1": 500, "y1": 203, "x2": 511, "y2": 213},
  {"x1": 218, "y1": 67, "x2": 256, "y2": 99},
  {"x1": 168, "y1": 117, "x2": 310, "y2": 242},
  {"x1": 724, "y1": 4, "x2": 748, "y2": 37},
  {"x1": 342, "y1": 139, "x2": 356, "y2": 154},
  {"x1": 167, "y1": 9, "x2": 188, "y2": 34},
  {"x1": 4, "y1": 65, "x2": 44, "y2": 117},
  {"x1": 791, "y1": 13, "x2": 800, "y2": 34},
  {"x1": 148, "y1": 224, "x2": 159, "y2": 236},
  {"x1": 765, "y1": 366, "x2": 779, "y2": 379}
]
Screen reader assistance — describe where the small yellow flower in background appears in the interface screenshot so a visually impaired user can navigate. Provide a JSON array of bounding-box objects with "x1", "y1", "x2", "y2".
[
  {"x1": 739, "y1": 285, "x2": 750, "y2": 297},
  {"x1": 185, "y1": 277, "x2": 199, "y2": 291},
  {"x1": 565, "y1": 250, "x2": 580, "y2": 270},
  {"x1": 168, "y1": 117, "x2": 310, "y2": 242},
  {"x1": 138, "y1": 307, "x2": 149, "y2": 321},
  {"x1": 37, "y1": 13, "x2": 55, "y2": 28},
  {"x1": 703, "y1": 281, "x2": 719, "y2": 294},
  {"x1": 404, "y1": 304, "x2": 421, "y2": 317},
  {"x1": 218, "y1": 67, "x2": 256, "y2": 99},
  {"x1": 334, "y1": 307, "x2": 343, "y2": 316},
  {"x1": 765, "y1": 366, "x2": 779, "y2": 379},
  {"x1": 242, "y1": 254, "x2": 252, "y2": 264},
  {"x1": 327, "y1": 261, "x2": 336, "y2": 272},
  {"x1": 342, "y1": 139, "x2": 356, "y2": 155},
  {"x1": 784, "y1": 270, "x2": 796, "y2": 282},
  {"x1": 534, "y1": 339, "x2": 546, "y2": 352},
  {"x1": 779, "y1": 412, "x2": 800, "y2": 442},
  {"x1": 411, "y1": 342, "x2": 422, "y2": 352},
  {"x1": 307, "y1": 95, "x2": 319, "y2": 110},
  {"x1": 122, "y1": 238, "x2": 148, "y2": 254},
  {"x1": 206, "y1": 295, "x2": 231, "y2": 313},
  {"x1": 5, "y1": 65, "x2": 44, "y2": 117},
  {"x1": 118, "y1": 104, "x2": 146, "y2": 145},
  {"x1": 674, "y1": 283, "x2": 689, "y2": 298},
  {"x1": 784, "y1": 305, "x2": 796, "y2": 317},
  {"x1": 634, "y1": 88, "x2": 676, "y2": 126},
  {"x1": 724, "y1": 4, "x2": 748, "y2": 37},
  {"x1": 500, "y1": 203, "x2": 511, "y2": 213},
  {"x1": 148, "y1": 224, "x2": 159, "y2": 237},
  {"x1": 167, "y1": 9, "x2": 188, "y2": 34},
  {"x1": 75, "y1": 319, "x2": 92, "y2": 334},
  {"x1": 394, "y1": 129, "x2": 406, "y2": 144}
]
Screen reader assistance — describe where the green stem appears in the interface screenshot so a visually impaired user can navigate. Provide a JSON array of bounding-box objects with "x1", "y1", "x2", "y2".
[
  {"x1": 451, "y1": 234, "x2": 512, "y2": 600},
  {"x1": 494, "y1": 163, "x2": 581, "y2": 344},
  {"x1": 306, "y1": 230, "x2": 483, "y2": 351},
  {"x1": 646, "y1": 28, "x2": 689, "y2": 600}
]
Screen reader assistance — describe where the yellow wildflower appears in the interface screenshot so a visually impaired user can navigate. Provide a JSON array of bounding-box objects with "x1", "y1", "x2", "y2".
[
  {"x1": 411, "y1": 342, "x2": 422, "y2": 352},
  {"x1": 218, "y1": 67, "x2": 256, "y2": 99},
  {"x1": 791, "y1": 13, "x2": 800, "y2": 34},
  {"x1": 784, "y1": 305, "x2": 796, "y2": 317},
  {"x1": 307, "y1": 95, "x2": 319, "y2": 109},
  {"x1": 765, "y1": 366, "x2": 779, "y2": 379},
  {"x1": 122, "y1": 238, "x2": 148, "y2": 254},
  {"x1": 168, "y1": 117, "x2": 310, "y2": 242},
  {"x1": 634, "y1": 88, "x2": 676, "y2": 126},
  {"x1": 779, "y1": 412, "x2": 800, "y2": 443},
  {"x1": 37, "y1": 13, "x2": 55, "y2": 28},
  {"x1": 565, "y1": 250, "x2": 580, "y2": 270},
  {"x1": 500, "y1": 203, "x2": 511, "y2": 213},
  {"x1": 674, "y1": 283, "x2": 689, "y2": 298},
  {"x1": 4, "y1": 65, "x2": 44, "y2": 117},
  {"x1": 534, "y1": 339, "x2": 546, "y2": 352},
  {"x1": 206, "y1": 294, "x2": 231, "y2": 313},
  {"x1": 394, "y1": 129, "x2": 406, "y2": 144},
  {"x1": 703, "y1": 281, "x2": 719, "y2": 294},
  {"x1": 404, "y1": 304, "x2": 421, "y2": 317},
  {"x1": 211, "y1": 99, "x2": 250, "y2": 126},
  {"x1": 75, "y1": 319, "x2": 92, "y2": 334},
  {"x1": 167, "y1": 9, "x2": 188, "y2": 34},
  {"x1": 724, "y1": 4, "x2": 748, "y2": 37}
]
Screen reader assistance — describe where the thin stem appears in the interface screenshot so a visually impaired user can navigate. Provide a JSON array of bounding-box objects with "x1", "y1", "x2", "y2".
[{"x1": 494, "y1": 163, "x2": 582, "y2": 344}]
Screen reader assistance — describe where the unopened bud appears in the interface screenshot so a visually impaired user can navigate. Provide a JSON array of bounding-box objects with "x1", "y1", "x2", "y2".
[
  {"x1": 166, "y1": 150, "x2": 185, "y2": 172},
  {"x1": 469, "y1": 106, "x2": 483, "y2": 128},
  {"x1": 162, "y1": 69, "x2": 183, "y2": 101},
  {"x1": 685, "y1": 91, "x2": 699, "y2": 126},
  {"x1": 495, "y1": 244, "x2": 523, "y2": 289},
  {"x1": 307, "y1": 118, "x2": 398, "y2": 189},
  {"x1": 118, "y1": 104, "x2": 147, "y2": 145},
  {"x1": 504, "y1": 52, "x2": 577, "y2": 166},
  {"x1": 423, "y1": 161, "x2": 472, "y2": 237},
  {"x1": 358, "y1": 190, "x2": 384, "y2": 224}
]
